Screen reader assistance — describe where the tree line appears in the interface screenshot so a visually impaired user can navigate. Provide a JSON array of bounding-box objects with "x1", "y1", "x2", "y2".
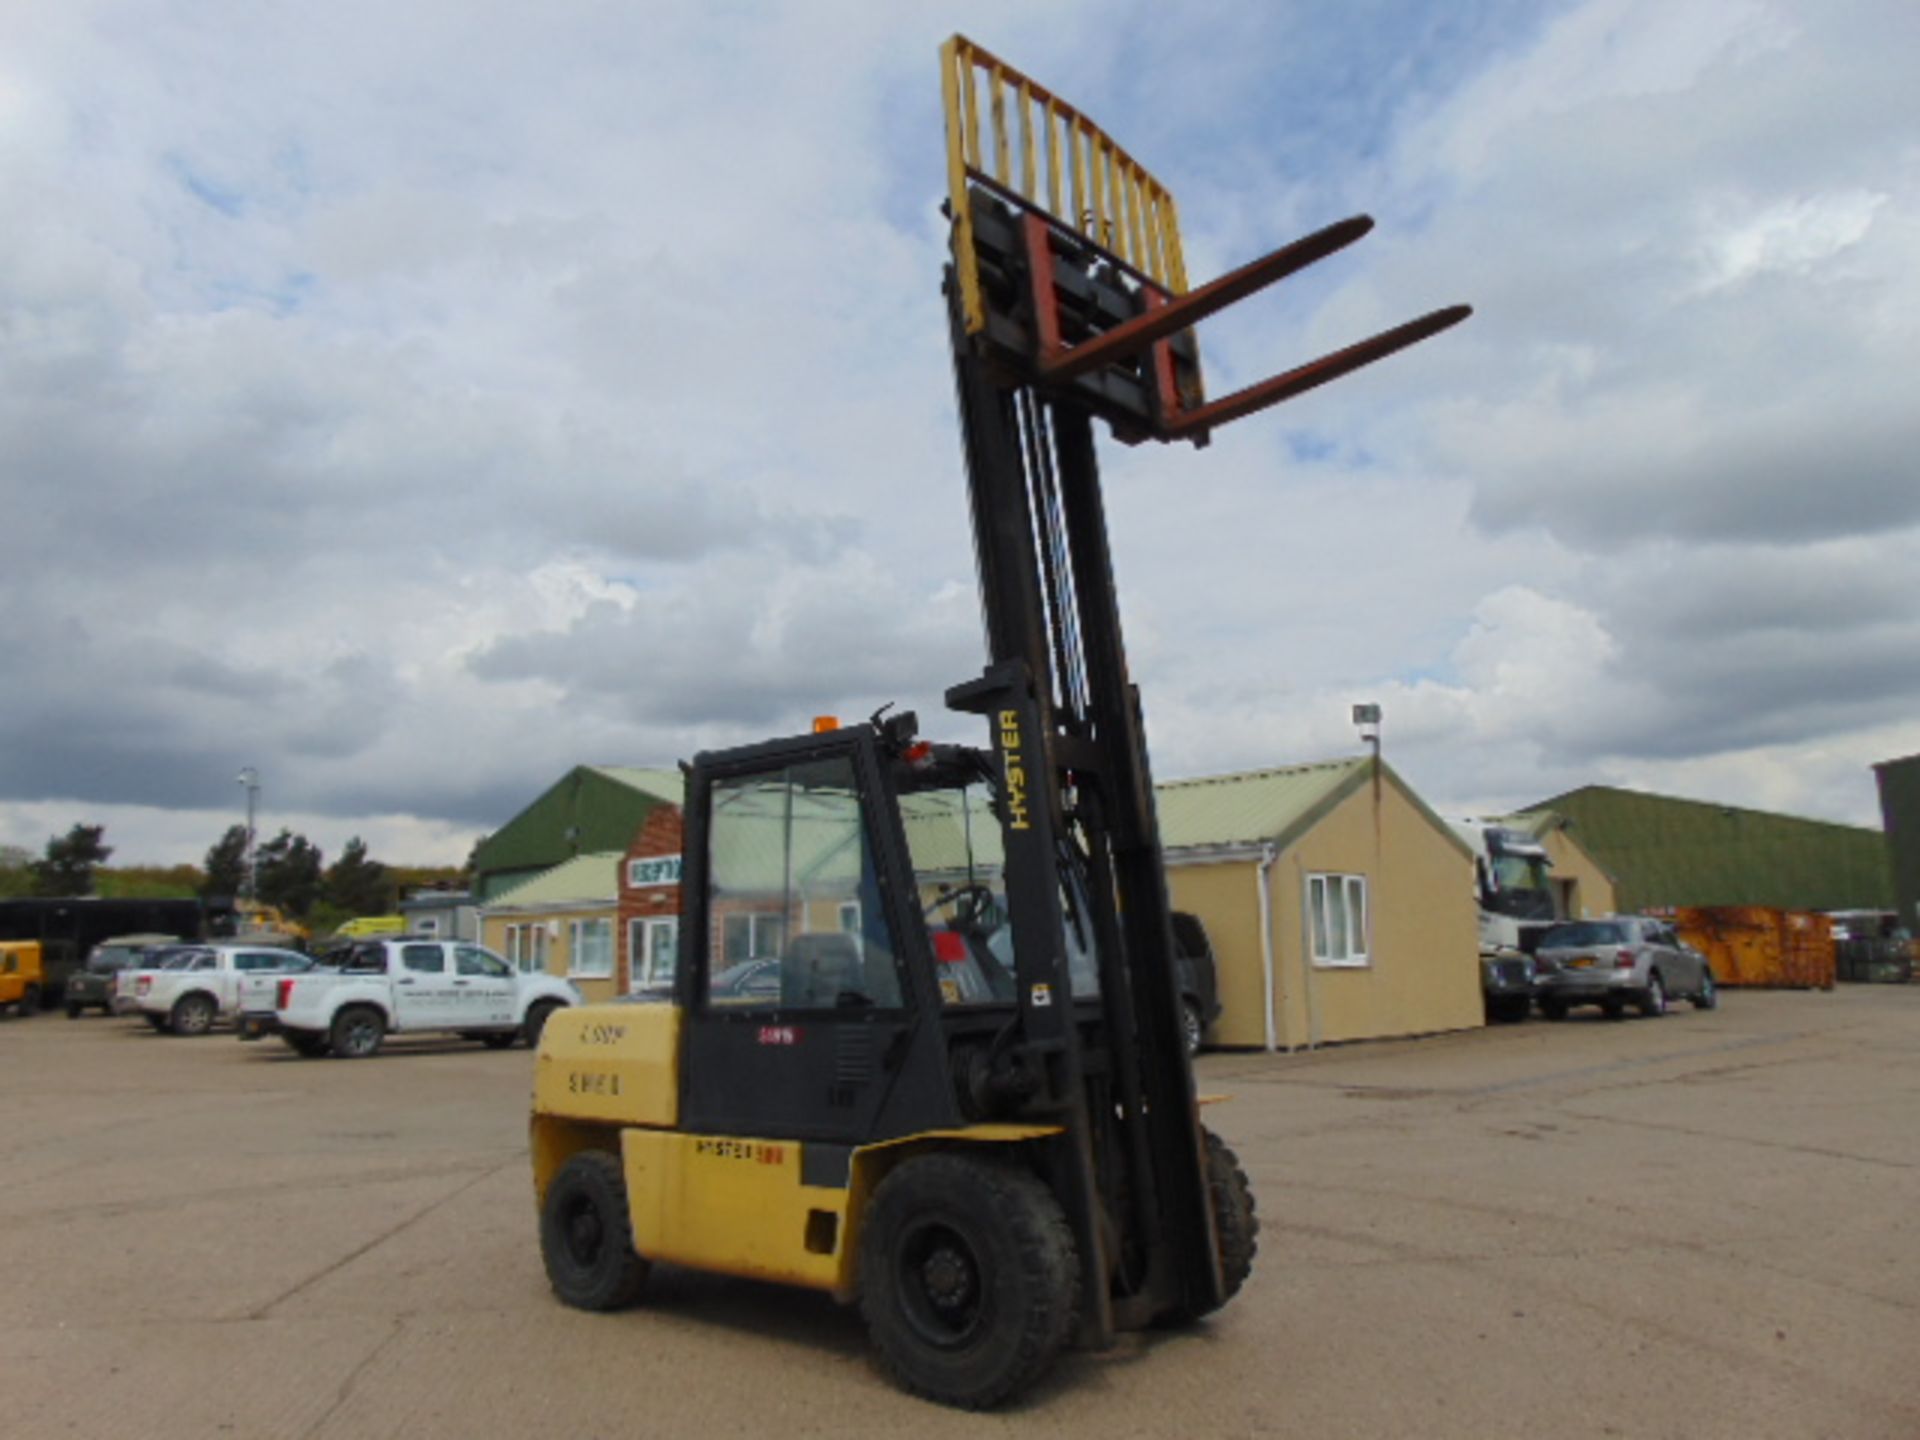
[{"x1": 0, "y1": 823, "x2": 465, "y2": 932}]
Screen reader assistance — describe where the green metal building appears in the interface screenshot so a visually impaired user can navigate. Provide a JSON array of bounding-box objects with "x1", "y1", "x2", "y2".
[
  {"x1": 1522, "y1": 785, "x2": 1894, "y2": 914},
  {"x1": 1872, "y1": 753, "x2": 1920, "y2": 930},
  {"x1": 471, "y1": 766, "x2": 682, "y2": 901}
]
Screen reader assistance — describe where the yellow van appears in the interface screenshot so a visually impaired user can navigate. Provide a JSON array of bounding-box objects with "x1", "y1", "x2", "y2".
[{"x1": 0, "y1": 941, "x2": 45, "y2": 1016}]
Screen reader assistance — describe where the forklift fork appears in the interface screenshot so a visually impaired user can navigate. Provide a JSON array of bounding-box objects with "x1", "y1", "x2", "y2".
[{"x1": 1019, "y1": 208, "x2": 1470, "y2": 445}]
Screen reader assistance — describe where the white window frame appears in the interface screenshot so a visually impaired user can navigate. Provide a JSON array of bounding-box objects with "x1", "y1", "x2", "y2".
[
  {"x1": 567, "y1": 918, "x2": 613, "y2": 979},
  {"x1": 627, "y1": 917, "x2": 678, "y2": 992},
  {"x1": 1307, "y1": 872, "x2": 1371, "y2": 968}
]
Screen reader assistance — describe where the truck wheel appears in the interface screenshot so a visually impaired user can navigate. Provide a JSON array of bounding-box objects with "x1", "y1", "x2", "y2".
[
  {"x1": 523, "y1": 1000, "x2": 561, "y2": 1048},
  {"x1": 859, "y1": 1152, "x2": 1078, "y2": 1409},
  {"x1": 66, "y1": 1000, "x2": 83, "y2": 1019},
  {"x1": 330, "y1": 1006, "x2": 386, "y2": 1059},
  {"x1": 283, "y1": 1032, "x2": 330, "y2": 1058},
  {"x1": 480, "y1": 1032, "x2": 518, "y2": 1050},
  {"x1": 170, "y1": 993, "x2": 217, "y2": 1036},
  {"x1": 20, "y1": 985, "x2": 40, "y2": 1016},
  {"x1": 1539, "y1": 997, "x2": 1568, "y2": 1022},
  {"x1": 1181, "y1": 1000, "x2": 1205, "y2": 1058},
  {"x1": 540, "y1": 1151, "x2": 650, "y2": 1311}
]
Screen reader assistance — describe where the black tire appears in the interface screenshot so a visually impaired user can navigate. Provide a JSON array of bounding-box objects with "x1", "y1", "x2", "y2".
[
  {"x1": 1186, "y1": 1129, "x2": 1258, "y2": 1318},
  {"x1": 480, "y1": 1032, "x2": 518, "y2": 1049},
  {"x1": 282, "y1": 1031, "x2": 330, "y2": 1058},
  {"x1": 144, "y1": 1014, "x2": 169, "y2": 1031},
  {"x1": 1539, "y1": 997, "x2": 1568, "y2": 1022},
  {"x1": 523, "y1": 1000, "x2": 561, "y2": 1048},
  {"x1": 1692, "y1": 969, "x2": 1718, "y2": 1010},
  {"x1": 170, "y1": 993, "x2": 217, "y2": 1036},
  {"x1": 329, "y1": 1005, "x2": 386, "y2": 1059},
  {"x1": 540, "y1": 1150, "x2": 650, "y2": 1311},
  {"x1": 1181, "y1": 1000, "x2": 1205, "y2": 1058},
  {"x1": 1638, "y1": 972, "x2": 1667, "y2": 1018},
  {"x1": 1601, "y1": 997, "x2": 1626, "y2": 1020},
  {"x1": 21, "y1": 985, "x2": 40, "y2": 1016},
  {"x1": 859, "y1": 1151, "x2": 1078, "y2": 1410},
  {"x1": 66, "y1": 1001, "x2": 83, "y2": 1020}
]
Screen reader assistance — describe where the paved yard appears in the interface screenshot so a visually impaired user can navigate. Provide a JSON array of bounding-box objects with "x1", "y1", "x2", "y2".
[{"x1": 1, "y1": 987, "x2": 1915, "y2": 1438}]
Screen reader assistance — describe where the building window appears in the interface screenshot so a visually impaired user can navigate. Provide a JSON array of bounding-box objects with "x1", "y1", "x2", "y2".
[
  {"x1": 629, "y1": 917, "x2": 677, "y2": 992},
  {"x1": 505, "y1": 923, "x2": 548, "y2": 975},
  {"x1": 837, "y1": 901, "x2": 861, "y2": 934},
  {"x1": 569, "y1": 918, "x2": 613, "y2": 979},
  {"x1": 721, "y1": 911, "x2": 786, "y2": 964},
  {"x1": 1307, "y1": 873, "x2": 1370, "y2": 967}
]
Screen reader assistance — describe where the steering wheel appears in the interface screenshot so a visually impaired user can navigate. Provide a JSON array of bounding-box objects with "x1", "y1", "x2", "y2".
[{"x1": 925, "y1": 883, "x2": 998, "y2": 931}]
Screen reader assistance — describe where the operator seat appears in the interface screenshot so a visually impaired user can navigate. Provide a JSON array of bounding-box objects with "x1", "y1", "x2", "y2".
[{"x1": 780, "y1": 932, "x2": 865, "y2": 1009}]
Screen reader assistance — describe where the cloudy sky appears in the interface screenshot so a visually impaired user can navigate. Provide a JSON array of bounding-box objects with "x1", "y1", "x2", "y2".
[{"x1": 3, "y1": 0, "x2": 1915, "y2": 866}]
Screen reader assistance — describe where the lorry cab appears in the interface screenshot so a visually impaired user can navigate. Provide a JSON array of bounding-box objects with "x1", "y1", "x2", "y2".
[{"x1": 0, "y1": 940, "x2": 45, "y2": 1015}]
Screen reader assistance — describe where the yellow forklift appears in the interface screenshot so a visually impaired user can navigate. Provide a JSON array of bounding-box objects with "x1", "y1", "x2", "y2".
[{"x1": 529, "y1": 35, "x2": 1468, "y2": 1407}]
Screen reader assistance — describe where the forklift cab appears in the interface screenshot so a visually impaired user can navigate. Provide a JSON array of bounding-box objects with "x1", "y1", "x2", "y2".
[{"x1": 674, "y1": 716, "x2": 1099, "y2": 1147}]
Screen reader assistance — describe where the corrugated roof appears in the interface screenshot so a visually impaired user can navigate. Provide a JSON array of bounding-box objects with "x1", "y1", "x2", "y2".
[
  {"x1": 472, "y1": 765, "x2": 680, "y2": 898},
  {"x1": 1522, "y1": 785, "x2": 1892, "y2": 911},
  {"x1": 485, "y1": 851, "x2": 622, "y2": 910},
  {"x1": 1157, "y1": 759, "x2": 1362, "y2": 851}
]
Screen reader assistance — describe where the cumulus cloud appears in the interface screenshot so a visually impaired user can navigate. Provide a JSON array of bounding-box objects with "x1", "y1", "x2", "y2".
[{"x1": 1, "y1": 0, "x2": 1915, "y2": 863}]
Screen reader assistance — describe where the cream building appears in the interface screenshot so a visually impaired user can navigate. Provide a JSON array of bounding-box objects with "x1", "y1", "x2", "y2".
[{"x1": 1160, "y1": 758, "x2": 1482, "y2": 1051}]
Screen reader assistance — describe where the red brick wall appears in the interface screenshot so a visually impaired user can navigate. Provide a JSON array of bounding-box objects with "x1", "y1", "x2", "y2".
[{"x1": 617, "y1": 805, "x2": 683, "y2": 992}]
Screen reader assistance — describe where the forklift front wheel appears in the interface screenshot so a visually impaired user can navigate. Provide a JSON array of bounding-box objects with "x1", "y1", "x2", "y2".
[
  {"x1": 858, "y1": 1152, "x2": 1078, "y2": 1410},
  {"x1": 540, "y1": 1150, "x2": 650, "y2": 1311}
]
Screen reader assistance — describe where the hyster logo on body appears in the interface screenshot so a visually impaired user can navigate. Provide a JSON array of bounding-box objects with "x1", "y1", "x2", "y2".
[{"x1": 999, "y1": 709, "x2": 1031, "y2": 831}]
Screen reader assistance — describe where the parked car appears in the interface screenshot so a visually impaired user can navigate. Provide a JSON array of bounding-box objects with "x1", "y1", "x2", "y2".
[
  {"x1": 1171, "y1": 911, "x2": 1223, "y2": 1056},
  {"x1": 1534, "y1": 916, "x2": 1717, "y2": 1020},
  {"x1": 134, "y1": 943, "x2": 315, "y2": 1035},
  {"x1": 113, "y1": 946, "x2": 205, "y2": 1021},
  {"x1": 0, "y1": 941, "x2": 44, "y2": 1016},
  {"x1": 65, "y1": 934, "x2": 180, "y2": 1017},
  {"x1": 237, "y1": 936, "x2": 579, "y2": 1058}
]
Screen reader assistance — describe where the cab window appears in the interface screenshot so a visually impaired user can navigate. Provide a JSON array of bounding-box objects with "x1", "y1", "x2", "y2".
[
  {"x1": 455, "y1": 945, "x2": 512, "y2": 978},
  {"x1": 403, "y1": 944, "x2": 446, "y2": 975},
  {"x1": 704, "y1": 756, "x2": 904, "y2": 1012}
]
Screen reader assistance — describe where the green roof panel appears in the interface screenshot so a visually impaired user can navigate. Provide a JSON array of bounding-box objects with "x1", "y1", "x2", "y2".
[{"x1": 1522, "y1": 785, "x2": 1893, "y2": 912}]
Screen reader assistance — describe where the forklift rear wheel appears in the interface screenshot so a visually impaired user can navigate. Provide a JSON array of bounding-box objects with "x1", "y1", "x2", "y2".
[
  {"x1": 540, "y1": 1151, "x2": 650, "y2": 1311},
  {"x1": 859, "y1": 1152, "x2": 1078, "y2": 1410}
]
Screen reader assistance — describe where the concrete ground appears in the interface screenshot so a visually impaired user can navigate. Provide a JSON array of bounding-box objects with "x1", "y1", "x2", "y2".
[{"x1": 1, "y1": 987, "x2": 1915, "y2": 1439}]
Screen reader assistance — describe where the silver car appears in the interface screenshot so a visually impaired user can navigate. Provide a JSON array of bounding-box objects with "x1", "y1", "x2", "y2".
[{"x1": 1534, "y1": 916, "x2": 1717, "y2": 1020}]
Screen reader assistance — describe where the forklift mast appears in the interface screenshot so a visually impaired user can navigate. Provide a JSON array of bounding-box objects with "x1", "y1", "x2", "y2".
[
  {"x1": 933, "y1": 35, "x2": 1469, "y2": 1337},
  {"x1": 661, "y1": 33, "x2": 1468, "y2": 1355}
]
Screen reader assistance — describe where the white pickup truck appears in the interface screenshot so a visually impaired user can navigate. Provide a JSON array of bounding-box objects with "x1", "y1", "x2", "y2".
[
  {"x1": 135, "y1": 943, "x2": 315, "y2": 1035},
  {"x1": 237, "y1": 937, "x2": 578, "y2": 1058}
]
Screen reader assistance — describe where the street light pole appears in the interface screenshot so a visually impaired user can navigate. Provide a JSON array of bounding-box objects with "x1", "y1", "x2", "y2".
[{"x1": 236, "y1": 767, "x2": 260, "y2": 903}]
